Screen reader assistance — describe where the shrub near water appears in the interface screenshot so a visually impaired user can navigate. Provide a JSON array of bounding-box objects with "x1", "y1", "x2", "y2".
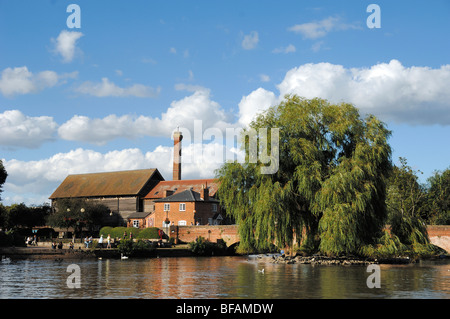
[{"x1": 99, "y1": 226, "x2": 160, "y2": 239}]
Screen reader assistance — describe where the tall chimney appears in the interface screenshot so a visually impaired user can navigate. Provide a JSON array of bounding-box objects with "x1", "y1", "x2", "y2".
[{"x1": 173, "y1": 129, "x2": 182, "y2": 180}]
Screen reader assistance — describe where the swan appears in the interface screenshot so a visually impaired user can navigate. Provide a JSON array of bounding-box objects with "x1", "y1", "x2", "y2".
[
  {"x1": 258, "y1": 268, "x2": 264, "y2": 274},
  {"x1": 121, "y1": 253, "x2": 128, "y2": 260},
  {"x1": 1, "y1": 255, "x2": 11, "y2": 263}
]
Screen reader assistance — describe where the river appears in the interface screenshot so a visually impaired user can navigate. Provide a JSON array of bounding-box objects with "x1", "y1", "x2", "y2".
[{"x1": 0, "y1": 256, "x2": 449, "y2": 299}]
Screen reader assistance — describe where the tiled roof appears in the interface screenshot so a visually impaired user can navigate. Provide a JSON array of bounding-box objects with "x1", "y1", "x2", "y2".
[
  {"x1": 144, "y1": 179, "x2": 219, "y2": 199},
  {"x1": 154, "y1": 189, "x2": 219, "y2": 203},
  {"x1": 49, "y1": 169, "x2": 163, "y2": 199}
]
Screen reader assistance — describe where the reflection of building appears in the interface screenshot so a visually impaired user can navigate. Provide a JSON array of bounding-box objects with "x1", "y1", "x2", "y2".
[{"x1": 49, "y1": 129, "x2": 222, "y2": 228}]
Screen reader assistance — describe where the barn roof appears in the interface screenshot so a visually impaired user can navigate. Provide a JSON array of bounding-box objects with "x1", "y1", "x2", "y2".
[
  {"x1": 49, "y1": 169, "x2": 163, "y2": 199},
  {"x1": 144, "y1": 179, "x2": 219, "y2": 199}
]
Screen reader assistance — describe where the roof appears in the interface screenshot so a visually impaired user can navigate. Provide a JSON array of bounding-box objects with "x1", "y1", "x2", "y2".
[
  {"x1": 144, "y1": 179, "x2": 219, "y2": 199},
  {"x1": 49, "y1": 169, "x2": 163, "y2": 199},
  {"x1": 127, "y1": 211, "x2": 151, "y2": 219},
  {"x1": 155, "y1": 189, "x2": 219, "y2": 203}
]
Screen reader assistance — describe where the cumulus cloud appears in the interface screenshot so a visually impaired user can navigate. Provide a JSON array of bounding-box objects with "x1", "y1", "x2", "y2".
[
  {"x1": 74, "y1": 77, "x2": 161, "y2": 98},
  {"x1": 0, "y1": 66, "x2": 76, "y2": 97},
  {"x1": 0, "y1": 110, "x2": 58, "y2": 148},
  {"x1": 242, "y1": 31, "x2": 259, "y2": 50},
  {"x1": 288, "y1": 16, "x2": 359, "y2": 39},
  {"x1": 2, "y1": 143, "x2": 239, "y2": 205},
  {"x1": 59, "y1": 88, "x2": 235, "y2": 144},
  {"x1": 51, "y1": 30, "x2": 84, "y2": 63},
  {"x1": 276, "y1": 59, "x2": 450, "y2": 125},
  {"x1": 238, "y1": 88, "x2": 277, "y2": 127}
]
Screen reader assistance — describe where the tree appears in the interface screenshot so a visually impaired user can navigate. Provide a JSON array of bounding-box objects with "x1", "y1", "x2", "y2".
[
  {"x1": 426, "y1": 168, "x2": 450, "y2": 225},
  {"x1": 0, "y1": 160, "x2": 7, "y2": 202},
  {"x1": 47, "y1": 198, "x2": 108, "y2": 237},
  {"x1": 2, "y1": 203, "x2": 51, "y2": 229},
  {"x1": 386, "y1": 157, "x2": 430, "y2": 248},
  {"x1": 216, "y1": 95, "x2": 392, "y2": 256}
]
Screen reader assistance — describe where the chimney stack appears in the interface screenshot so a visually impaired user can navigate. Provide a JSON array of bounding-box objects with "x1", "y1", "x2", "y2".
[
  {"x1": 173, "y1": 129, "x2": 182, "y2": 181},
  {"x1": 200, "y1": 184, "x2": 209, "y2": 201}
]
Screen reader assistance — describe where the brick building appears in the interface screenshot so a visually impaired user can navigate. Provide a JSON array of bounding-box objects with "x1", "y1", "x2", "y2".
[
  {"x1": 50, "y1": 129, "x2": 224, "y2": 230},
  {"x1": 49, "y1": 168, "x2": 164, "y2": 225}
]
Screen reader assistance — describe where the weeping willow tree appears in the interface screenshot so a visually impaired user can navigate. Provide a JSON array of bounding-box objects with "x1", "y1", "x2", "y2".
[{"x1": 216, "y1": 95, "x2": 392, "y2": 256}]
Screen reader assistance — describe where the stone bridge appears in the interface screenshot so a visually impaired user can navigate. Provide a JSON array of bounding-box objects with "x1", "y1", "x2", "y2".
[{"x1": 169, "y1": 224, "x2": 450, "y2": 253}]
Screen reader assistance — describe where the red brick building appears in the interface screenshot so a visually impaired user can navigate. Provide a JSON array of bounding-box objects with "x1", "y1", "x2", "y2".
[{"x1": 147, "y1": 186, "x2": 222, "y2": 228}]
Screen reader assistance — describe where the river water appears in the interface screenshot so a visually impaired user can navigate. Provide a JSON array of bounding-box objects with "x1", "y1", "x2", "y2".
[{"x1": 0, "y1": 256, "x2": 449, "y2": 299}]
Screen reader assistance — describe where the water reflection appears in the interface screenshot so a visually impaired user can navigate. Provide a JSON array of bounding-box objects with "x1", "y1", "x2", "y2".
[{"x1": 0, "y1": 257, "x2": 448, "y2": 299}]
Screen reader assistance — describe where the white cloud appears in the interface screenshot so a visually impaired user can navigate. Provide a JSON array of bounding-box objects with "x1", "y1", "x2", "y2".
[
  {"x1": 276, "y1": 60, "x2": 450, "y2": 124},
  {"x1": 272, "y1": 44, "x2": 296, "y2": 54},
  {"x1": 59, "y1": 88, "x2": 235, "y2": 144},
  {"x1": 0, "y1": 66, "x2": 76, "y2": 97},
  {"x1": 74, "y1": 77, "x2": 161, "y2": 98},
  {"x1": 259, "y1": 74, "x2": 270, "y2": 82},
  {"x1": 242, "y1": 31, "x2": 259, "y2": 50},
  {"x1": 2, "y1": 143, "x2": 236, "y2": 205},
  {"x1": 51, "y1": 30, "x2": 84, "y2": 63},
  {"x1": 0, "y1": 110, "x2": 58, "y2": 148},
  {"x1": 238, "y1": 88, "x2": 277, "y2": 127},
  {"x1": 288, "y1": 16, "x2": 359, "y2": 39}
]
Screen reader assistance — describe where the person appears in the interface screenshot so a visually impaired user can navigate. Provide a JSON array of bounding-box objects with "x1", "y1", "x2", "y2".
[
  {"x1": 69, "y1": 241, "x2": 74, "y2": 249},
  {"x1": 123, "y1": 231, "x2": 127, "y2": 239},
  {"x1": 51, "y1": 242, "x2": 56, "y2": 249},
  {"x1": 129, "y1": 232, "x2": 133, "y2": 240},
  {"x1": 32, "y1": 235, "x2": 37, "y2": 246},
  {"x1": 98, "y1": 234, "x2": 104, "y2": 248},
  {"x1": 84, "y1": 236, "x2": 89, "y2": 248},
  {"x1": 57, "y1": 242, "x2": 63, "y2": 249},
  {"x1": 88, "y1": 236, "x2": 93, "y2": 248},
  {"x1": 107, "y1": 234, "x2": 111, "y2": 249}
]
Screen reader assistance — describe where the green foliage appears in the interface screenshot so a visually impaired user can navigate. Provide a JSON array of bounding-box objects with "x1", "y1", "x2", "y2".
[
  {"x1": 117, "y1": 238, "x2": 155, "y2": 257},
  {"x1": 99, "y1": 226, "x2": 161, "y2": 239},
  {"x1": 359, "y1": 230, "x2": 407, "y2": 259},
  {"x1": 386, "y1": 157, "x2": 433, "y2": 254},
  {"x1": 216, "y1": 96, "x2": 392, "y2": 256},
  {"x1": 189, "y1": 236, "x2": 228, "y2": 256},
  {"x1": 117, "y1": 238, "x2": 134, "y2": 256},
  {"x1": 136, "y1": 227, "x2": 160, "y2": 239},
  {"x1": 0, "y1": 160, "x2": 7, "y2": 202},
  {"x1": 48, "y1": 198, "x2": 108, "y2": 235},
  {"x1": 425, "y1": 168, "x2": 450, "y2": 224},
  {"x1": 2, "y1": 203, "x2": 50, "y2": 229},
  {"x1": 0, "y1": 229, "x2": 26, "y2": 247}
]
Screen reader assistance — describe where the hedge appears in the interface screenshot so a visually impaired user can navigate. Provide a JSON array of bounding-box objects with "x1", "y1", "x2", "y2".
[{"x1": 99, "y1": 226, "x2": 161, "y2": 240}]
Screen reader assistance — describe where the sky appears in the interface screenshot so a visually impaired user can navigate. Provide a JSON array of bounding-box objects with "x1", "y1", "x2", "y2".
[{"x1": 0, "y1": 0, "x2": 449, "y2": 206}]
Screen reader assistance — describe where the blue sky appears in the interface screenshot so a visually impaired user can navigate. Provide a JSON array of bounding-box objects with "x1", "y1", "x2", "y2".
[{"x1": 1, "y1": 0, "x2": 449, "y2": 205}]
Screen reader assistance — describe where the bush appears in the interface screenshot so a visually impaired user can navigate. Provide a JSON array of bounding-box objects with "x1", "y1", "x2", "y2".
[
  {"x1": 117, "y1": 238, "x2": 155, "y2": 257},
  {"x1": 136, "y1": 227, "x2": 160, "y2": 239},
  {"x1": 0, "y1": 230, "x2": 26, "y2": 247},
  {"x1": 100, "y1": 226, "x2": 162, "y2": 240},
  {"x1": 189, "y1": 236, "x2": 229, "y2": 256}
]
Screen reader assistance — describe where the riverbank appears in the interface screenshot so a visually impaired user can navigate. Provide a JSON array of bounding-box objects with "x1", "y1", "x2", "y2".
[
  {"x1": 259, "y1": 253, "x2": 449, "y2": 265},
  {"x1": 0, "y1": 245, "x2": 198, "y2": 260}
]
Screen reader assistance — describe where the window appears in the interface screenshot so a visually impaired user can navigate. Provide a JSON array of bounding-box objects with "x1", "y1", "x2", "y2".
[
  {"x1": 178, "y1": 220, "x2": 186, "y2": 226},
  {"x1": 179, "y1": 203, "x2": 186, "y2": 211},
  {"x1": 164, "y1": 203, "x2": 170, "y2": 211},
  {"x1": 133, "y1": 220, "x2": 139, "y2": 228},
  {"x1": 212, "y1": 204, "x2": 217, "y2": 212}
]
